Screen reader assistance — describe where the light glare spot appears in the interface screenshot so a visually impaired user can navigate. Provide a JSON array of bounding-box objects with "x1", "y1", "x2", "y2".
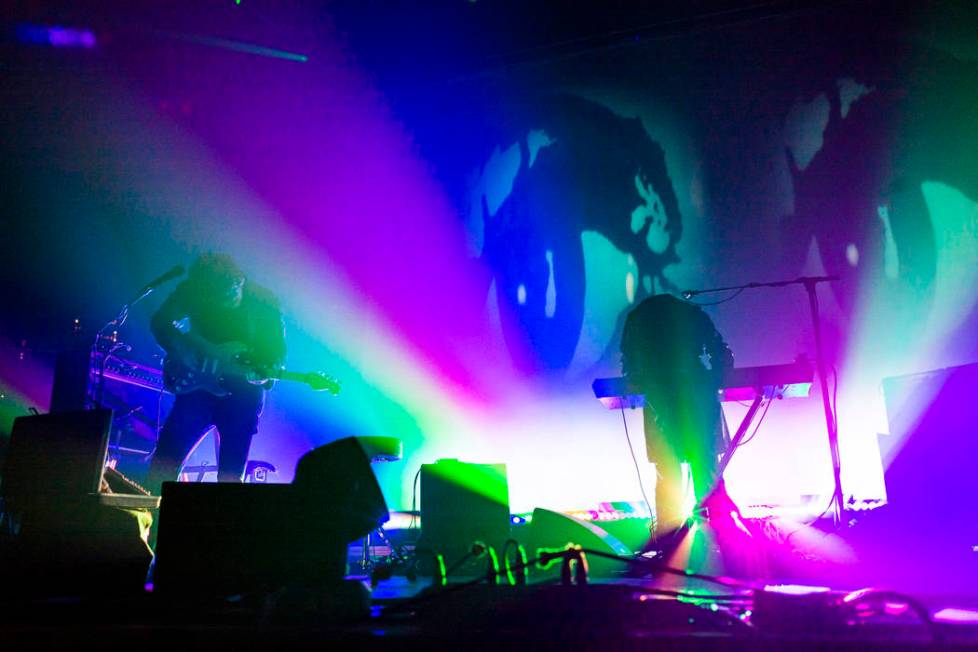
[{"x1": 545, "y1": 250, "x2": 556, "y2": 318}]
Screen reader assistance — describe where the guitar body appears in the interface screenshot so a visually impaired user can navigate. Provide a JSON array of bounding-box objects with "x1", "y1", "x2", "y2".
[
  {"x1": 163, "y1": 341, "x2": 340, "y2": 397},
  {"x1": 163, "y1": 355, "x2": 242, "y2": 397},
  {"x1": 163, "y1": 342, "x2": 250, "y2": 396}
]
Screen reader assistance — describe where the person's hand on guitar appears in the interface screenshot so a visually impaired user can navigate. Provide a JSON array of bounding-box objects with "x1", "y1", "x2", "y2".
[
  {"x1": 164, "y1": 339, "x2": 261, "y2": 396},
  {"x1": 163, "y1": 336, "x2": 340, "y2": 396},
  {"x1": 243, "y1": 367, "x2": 271, "y2": 385}
]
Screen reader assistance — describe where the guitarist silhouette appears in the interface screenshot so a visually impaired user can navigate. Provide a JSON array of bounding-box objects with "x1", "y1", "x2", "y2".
[{"x1": 145, "y1": 253, "x2": 295, "y2": 495}]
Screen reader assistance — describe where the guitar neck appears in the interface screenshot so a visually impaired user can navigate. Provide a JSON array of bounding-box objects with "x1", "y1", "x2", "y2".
[
  {"x1": 276, "y1": 369, "x2": 308, "y2": 383},
  {"x1": 271, "y1": 368, "x2": 341, "y2": 394}
]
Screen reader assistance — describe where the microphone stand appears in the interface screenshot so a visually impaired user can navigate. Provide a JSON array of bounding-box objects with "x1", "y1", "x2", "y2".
[
  {"x1": 683, "y1": 275, "x2": 844, "y2": 527},
  {"x1": 90, "y1": 276, "x2": 174, "y2": 409}
]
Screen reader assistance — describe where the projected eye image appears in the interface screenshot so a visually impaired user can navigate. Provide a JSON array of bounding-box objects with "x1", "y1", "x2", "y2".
[{"x1": 471, "y1": 95, "x2": 682, "y2": 375}]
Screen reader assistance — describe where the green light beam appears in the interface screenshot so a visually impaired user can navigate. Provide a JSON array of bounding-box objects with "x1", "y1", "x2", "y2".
[{"x1": 159, "y1": 31, "x2": 308, "y2": 62}]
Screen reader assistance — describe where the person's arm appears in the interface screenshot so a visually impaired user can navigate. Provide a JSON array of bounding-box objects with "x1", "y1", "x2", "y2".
[
  {"x1": 150, "y1": 285, "x2": 193, "y2": 357},
  {"x1": 620, "y1": 306, "x2": 655, "y2": 389},
  {"x1": 620, "y1": 310, "x2": 641, "y2": 378},
  {"x1": 245, "y1": 287, "x2": 287, "y2": 376},
  {"x1": 150, "y1": 284, "x2": 242, "y2": 366},
  {"x1": 261, "y1": 310, "x2": 287, "y2": 373}
]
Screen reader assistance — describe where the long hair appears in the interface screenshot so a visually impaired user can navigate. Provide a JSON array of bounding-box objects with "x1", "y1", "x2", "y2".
[{"x1": 187, "y1": 253, "x2": 244, "y2": 291}]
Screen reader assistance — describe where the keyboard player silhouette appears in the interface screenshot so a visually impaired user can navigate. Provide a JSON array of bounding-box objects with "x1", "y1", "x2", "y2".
[{"x1": 620, "y1": 293, "x2": 736, "y2": 543}]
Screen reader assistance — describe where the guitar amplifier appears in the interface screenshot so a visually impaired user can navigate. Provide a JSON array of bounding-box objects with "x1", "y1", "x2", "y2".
[
  {"x1": 2, "y1": 409, "x2": 112, "y2": 510},
  {"x1": 416, "y1": 459, "x2": 511, "y2": 575},
  {"x1": 50, "y1": 348, "x2": 173, "y2": 480}
]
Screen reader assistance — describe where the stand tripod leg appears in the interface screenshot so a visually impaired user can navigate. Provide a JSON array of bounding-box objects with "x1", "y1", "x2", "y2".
[
  {"x1": 716, "y1": 392, "x2": 764, "y2": 479},
  {"x1": 693, "y1": 392, "x2": 764, "y2": 523},
  {"x1": 804, "y1": 279, "x2": 844, "y2": 527}
]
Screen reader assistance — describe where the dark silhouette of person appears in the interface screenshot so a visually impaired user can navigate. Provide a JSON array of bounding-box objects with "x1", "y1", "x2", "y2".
[
  {"x1": 145, "y1": 253, "x2": 286, "y2": 494},
  {"x1": 620, "y1": 294, "x2": 733, "y2": 540}
]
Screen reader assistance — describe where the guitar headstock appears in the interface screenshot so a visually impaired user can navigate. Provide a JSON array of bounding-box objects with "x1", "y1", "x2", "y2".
[{"x1": 303, "y1": 371, "x2": 341, "y2": 395}]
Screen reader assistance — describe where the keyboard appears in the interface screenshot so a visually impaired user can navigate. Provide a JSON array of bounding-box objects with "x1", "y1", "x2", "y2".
[{"x1": 592, "y1": 359, "x2": 814, "y2": 409}]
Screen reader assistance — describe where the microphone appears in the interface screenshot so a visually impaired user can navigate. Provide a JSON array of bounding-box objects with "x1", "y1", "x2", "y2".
[
  {"x1": 138, "y1": 265, "x2": 185, "y2": 295},
  {"x1": 129, "y1": 265, "x2": 185, "y2": 303},
  {"x1": 102, "y1": 264, "x2": 186, "y2": 334}
]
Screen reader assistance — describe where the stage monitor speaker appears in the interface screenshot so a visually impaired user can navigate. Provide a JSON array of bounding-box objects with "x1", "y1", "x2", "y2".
[
  {"x1": 882, "y1": 362, "x2": 978, "y2": 518},
  {"x1": 2, "y1": 409, "x2": 111, "y2": 512},
  {"x1": 417, "y1": 459, "x2": 510, "y2": 575},
  {"x1": 153, "y1": 437, "x2": 389, "y2": 596},
  {"x1": 293, "y1": 436, "x2": 390, "y2": 541},
  {"x1": 0, "y1": 409, "x2": 151, "y2": 597},
  {"x1": 522, "y1": 508, "x2": 632, "y2": 580}
]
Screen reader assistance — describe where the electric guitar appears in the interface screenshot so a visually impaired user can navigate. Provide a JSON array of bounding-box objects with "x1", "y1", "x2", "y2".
[{"x1": 162, "y1": 340, "x2": 340, "y2": 397}]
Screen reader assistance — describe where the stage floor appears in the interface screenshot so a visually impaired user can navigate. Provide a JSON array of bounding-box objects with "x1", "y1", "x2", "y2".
[
  {"x1": 3, "y1": 509, "x2": 977, "y2": 649},
  {"x1": 3, "y1": 573, "x2": 978, "y2": 650}
]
